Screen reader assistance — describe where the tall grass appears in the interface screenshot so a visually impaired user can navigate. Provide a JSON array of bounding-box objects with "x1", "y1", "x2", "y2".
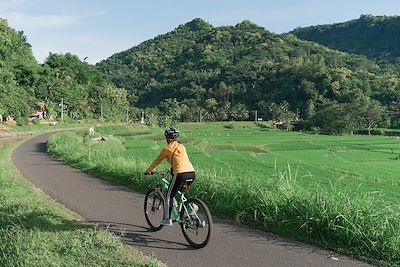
[
  {"x1": 194, "y1": 166, "x2": 400, "y2": 265},
  {"x1": 0, "y1": 138, "x2": 163, "y2": 267},
  {"x1": 48, "y1": 131, "x2": 400, "y2": 266}
]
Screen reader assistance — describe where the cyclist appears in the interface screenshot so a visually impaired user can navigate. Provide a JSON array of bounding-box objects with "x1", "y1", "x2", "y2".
[{"x1": 144, "y1": 127, "x2": 196, "y2": 226}]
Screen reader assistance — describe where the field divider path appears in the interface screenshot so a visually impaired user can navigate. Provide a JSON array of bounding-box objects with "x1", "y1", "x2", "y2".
[{"x1": 12, "y1": 133, "x2": 372, "y2": 267}]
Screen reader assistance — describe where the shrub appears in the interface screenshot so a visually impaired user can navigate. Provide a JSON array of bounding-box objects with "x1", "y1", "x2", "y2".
[
  {"x1": 15, "y1": 117, "x2": 27, "y2": 126},
  {"x1": 32, "y1": 118, "x2": 41, "y2": 125},
  {"x1": 223, "y1": 123, "x2": 235, "y2": 129}
]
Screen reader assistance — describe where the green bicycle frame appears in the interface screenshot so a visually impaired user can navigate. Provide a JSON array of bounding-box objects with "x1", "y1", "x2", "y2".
[{"x1": 158, "y1": 176, "x2": 193, "y2": 223}]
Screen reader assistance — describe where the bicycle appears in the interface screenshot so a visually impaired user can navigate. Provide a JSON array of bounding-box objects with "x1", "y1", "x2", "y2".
[{"x1": 144, "y1": 172, "x2": 213, "y2": 249}]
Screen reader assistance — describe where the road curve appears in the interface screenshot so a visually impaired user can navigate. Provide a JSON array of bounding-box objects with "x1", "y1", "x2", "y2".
[{"x1": 12, "y1": 133, "x2": 373, "y2": 267}]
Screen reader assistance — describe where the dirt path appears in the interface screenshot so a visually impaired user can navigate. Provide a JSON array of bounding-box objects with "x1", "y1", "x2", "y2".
[{"x1": 11, "y1": 133, "x2": 373, "y2": 267}]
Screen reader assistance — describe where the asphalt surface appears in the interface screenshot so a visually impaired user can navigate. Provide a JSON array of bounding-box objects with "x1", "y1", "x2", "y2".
[{"x1": 11, "y1": 133, "x2": 373, "y2": 267}]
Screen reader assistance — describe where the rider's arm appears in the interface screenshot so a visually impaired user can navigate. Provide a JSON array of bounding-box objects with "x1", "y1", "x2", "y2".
[{"x1": 145, "y1": 148, "x2": 169, "y2": 173}]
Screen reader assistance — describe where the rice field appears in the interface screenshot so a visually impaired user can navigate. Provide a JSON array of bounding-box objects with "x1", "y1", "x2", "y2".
[
  {"x1": 47, "y1": 122, "x2": 400, "y2": 266},
  {"x1": 111, "y1": 122, "x2": 400, "y2": 203}
]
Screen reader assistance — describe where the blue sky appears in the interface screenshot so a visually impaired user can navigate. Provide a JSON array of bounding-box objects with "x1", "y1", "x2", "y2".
[{"x1": 1, "y1": 0, "x2": 399, "y2": 64}]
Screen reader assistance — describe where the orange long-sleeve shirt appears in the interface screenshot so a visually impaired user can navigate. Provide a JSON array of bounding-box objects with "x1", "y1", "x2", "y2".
[{"x1": 146, "y1": 140, "x2": 194, "y2": 176}]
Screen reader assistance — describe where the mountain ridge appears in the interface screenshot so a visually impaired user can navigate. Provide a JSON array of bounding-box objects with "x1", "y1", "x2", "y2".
[
  {"x1": 96, "y1": 18, "x2": 400, "y2": 130},
  {"x1": 290, "y1": 14, "x2": 400, "y2": 64}
]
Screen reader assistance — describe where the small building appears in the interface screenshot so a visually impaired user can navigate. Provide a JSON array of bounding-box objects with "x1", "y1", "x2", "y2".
[
  {"x1": 28, "y1": 102, "x2": 47, "y2": 122},
  {"x1": 28, "y1": 110, "x2": 44, "y2": 122}
]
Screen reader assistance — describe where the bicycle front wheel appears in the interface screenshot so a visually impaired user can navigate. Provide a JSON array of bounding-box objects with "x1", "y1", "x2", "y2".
[
  {"x1": 144, "y1": 189, "x2": 164, "y2": 231},
  {"x1": 180, "y1": 198, "x2": 213, "y2": 248}
]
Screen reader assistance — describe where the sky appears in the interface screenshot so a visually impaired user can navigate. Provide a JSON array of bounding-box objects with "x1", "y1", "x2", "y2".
[{"x1": 0, "y1": 0, "x2": 399, "y2": 65}]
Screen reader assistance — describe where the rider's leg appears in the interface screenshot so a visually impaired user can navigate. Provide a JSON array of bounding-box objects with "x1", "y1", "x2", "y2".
[
  {"x1": 162, "y1": 172, "x2": 196, "y2": 226},
  {"x1": 171, "y1": 172, "x2": 196, "y2": 214},
  {"x1": 165, "y1": 176, "x2": 185, "y2": 218},
  {"x1": 163, "y1": 175, "x2": 177, "y2": 223},
  {"x1": 161, "y1": 175, "x2": 184, "y2": 226}
]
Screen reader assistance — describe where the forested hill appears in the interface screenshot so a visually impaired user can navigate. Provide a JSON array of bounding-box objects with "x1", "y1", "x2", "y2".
[
  {"x1": 290, "y1": 15, "x2": 400, "y2": 64},
  {"x1": 97, "y1": 18, "x2": 400, "y2": 131},
  {"x1": 0, "y1": 18, "x2": 129, "y2": 122}
]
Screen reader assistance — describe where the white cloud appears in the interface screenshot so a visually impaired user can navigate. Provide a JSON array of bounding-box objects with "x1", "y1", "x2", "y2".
[{"x1": 4, "y1": 12, "x2": 80, "y2": 29}]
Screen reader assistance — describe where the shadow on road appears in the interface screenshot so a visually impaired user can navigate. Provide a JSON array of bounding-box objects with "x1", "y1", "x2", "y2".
[
  {"x1": 34, "y1": 142, "x2": 47, "y2": 153},
  {"x1": 88, "y1": 220, "x2": 194, "y2": 251}
]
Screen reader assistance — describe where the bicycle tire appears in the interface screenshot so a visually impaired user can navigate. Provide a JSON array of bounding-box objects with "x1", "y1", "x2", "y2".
[
  {"x1": 144, "y1": 189, "x2": 164, "y2": 231},
  {"x1": 180, "y1": 198, "x2": 213, "y2": 248}
]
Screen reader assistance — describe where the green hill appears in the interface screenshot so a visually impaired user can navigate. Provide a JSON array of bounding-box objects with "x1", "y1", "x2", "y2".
[
  {"x1": 290, "y1": 15, "x2": 400, "y2": 64},
  {"x1": 97, "y1": 18, "x2": 400, "y2": 131},
  {"x1": 1, "y1": 16, "x2": 399, "y2": 133}
]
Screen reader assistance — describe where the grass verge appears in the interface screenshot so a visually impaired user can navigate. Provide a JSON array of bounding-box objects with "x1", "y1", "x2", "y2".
[
  {"x1": 48, "y1": 130, "x2": 400, "y2": 266},
  {"x1": 0, "y1": 138, "x2": 163, "y2": 267}
]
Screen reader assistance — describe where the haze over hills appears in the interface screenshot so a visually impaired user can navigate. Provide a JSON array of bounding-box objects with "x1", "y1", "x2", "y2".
[
  {"x1": 290, "y1": 15, "x2": 400, "y2": 65},
  {"x1": 97, "y1": 18, "x2": 400, "y2": 132}
]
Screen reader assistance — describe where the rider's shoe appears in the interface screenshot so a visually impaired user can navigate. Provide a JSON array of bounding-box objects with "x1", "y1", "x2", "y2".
[{"x1": 160, "y1": 219, "x2": 173, "y2": 226}]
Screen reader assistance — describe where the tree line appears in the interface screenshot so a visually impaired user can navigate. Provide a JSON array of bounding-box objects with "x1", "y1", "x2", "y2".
[{"x1": 0, "y1": 18, "x2": 129, "y2": 124}]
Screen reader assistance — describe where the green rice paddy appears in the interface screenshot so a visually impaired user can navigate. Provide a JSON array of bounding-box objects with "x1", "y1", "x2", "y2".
[
  {"x1": 47, "y1": 122, "x2": 400, "y2": 266},
  {"x1": 113, "y1": 122, "x2": 400, "y2": 203}
]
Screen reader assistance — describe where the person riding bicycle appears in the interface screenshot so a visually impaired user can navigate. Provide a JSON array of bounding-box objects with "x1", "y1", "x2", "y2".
[{"x1": 144, "y1": 127, "x2": 196, "y2": 226}]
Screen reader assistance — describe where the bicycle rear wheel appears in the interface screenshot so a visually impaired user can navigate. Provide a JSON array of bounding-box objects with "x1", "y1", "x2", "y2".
[
  {"x1": 144, "y1": 189, "x2": 164, "y2": 231},
  {"x1": 180, "y1": 198, "x2": 213, "y2": 248}
]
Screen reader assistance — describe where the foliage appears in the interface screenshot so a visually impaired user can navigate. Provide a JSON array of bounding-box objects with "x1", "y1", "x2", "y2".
[
  {"x1": 36, "y1": 53, "x2": 130, "y2": 121},
  {"x1": 1, "y1": 16, "x2": 399, "y2": 133},
  {"x1": 0, "y1": 19, "x2": 38, "y2": 118},
  {"x1": 14, "y1": 117, "x2": 26, "y2": 126},
  {"x1": 291, "y1": 15, "x2": 400, "y2": 64},
  {"x1": 0, "y1": 19, "x2": 129, "y2": 122},
  {"x1": 32, "y1": 118, "x2": 40, "y2": 125},
  {"x1": 97, "y1": 18, "x2": 400, "y2": 132}
]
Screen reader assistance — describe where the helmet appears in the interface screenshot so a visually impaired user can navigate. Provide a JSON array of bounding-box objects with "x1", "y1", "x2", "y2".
[{"x1": 165, "y1": 127, "x2": 179, "y2": 139}]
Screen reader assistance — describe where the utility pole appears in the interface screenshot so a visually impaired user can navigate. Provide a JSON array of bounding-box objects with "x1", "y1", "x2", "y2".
[
  {"x1": 61, "y1": 98, "x2": 64, "y2": 123},
  {"x1": 255, "y1": 110, "x2": 258, "y2": 122},
  {"x1": 126, "y1": 107, "x2": 129, "y2": 123},
  {"x1": 100, "y1": 105, "x2": 103, "y2": 120},
  {"x1": 199, "y1": 110, "x2": 202, "y2": 122},
  {"x1": 140, "y1": 110, "x2": 144, "y2": 124}
]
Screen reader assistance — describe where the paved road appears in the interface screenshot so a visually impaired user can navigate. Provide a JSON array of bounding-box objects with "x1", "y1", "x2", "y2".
[{"x1": 12, "y1": 133, "x2": 373, "y2": 267}]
